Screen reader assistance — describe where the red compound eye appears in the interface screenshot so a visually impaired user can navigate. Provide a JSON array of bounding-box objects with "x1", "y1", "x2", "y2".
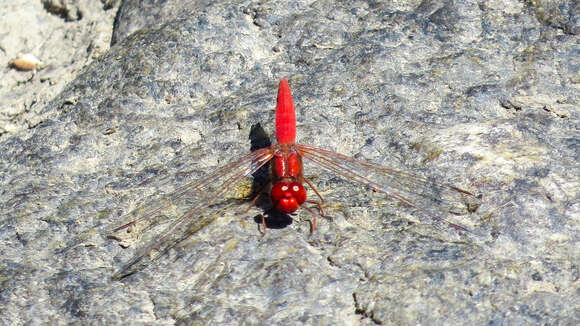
[{"x1": 271, "y1": 182, "x2": 307, "y2": 213}]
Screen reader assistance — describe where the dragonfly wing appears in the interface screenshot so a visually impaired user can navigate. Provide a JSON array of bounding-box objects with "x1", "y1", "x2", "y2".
[
  {"x1": 296, "y1": 144, "x2": 480, "y2": 231},
  {"x1": 109, "y1": 147, "x2": 274, "y2": 279}
]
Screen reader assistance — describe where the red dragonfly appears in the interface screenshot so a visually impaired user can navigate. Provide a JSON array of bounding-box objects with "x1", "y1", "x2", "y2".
[{"x1": 109, "y1": 78, "x2": 479, "y2": 279}]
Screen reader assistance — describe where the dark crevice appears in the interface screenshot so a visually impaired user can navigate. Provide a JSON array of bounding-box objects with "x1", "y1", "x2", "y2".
[{"x1": 353, "y1": 292, "x2": 383, "y2": 325}]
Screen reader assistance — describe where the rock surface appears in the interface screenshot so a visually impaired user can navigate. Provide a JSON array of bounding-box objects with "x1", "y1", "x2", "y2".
[
  {"x1": 0, "y1": 0, "x2": 578, "y2": 325},
  {"x1": 0, "y1": 0, "x2": 116, "y2": 135}
]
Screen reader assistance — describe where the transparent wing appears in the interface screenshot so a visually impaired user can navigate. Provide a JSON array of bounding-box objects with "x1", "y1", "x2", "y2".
[
  {"x1": 296, "y1": 144, "x2": 480, "y2": 230},
  {"x1": 108, "y1": 147, "x2": 274, "y2": 279}
]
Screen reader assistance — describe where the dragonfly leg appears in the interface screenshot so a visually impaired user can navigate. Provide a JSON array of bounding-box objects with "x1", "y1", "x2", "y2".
[
  {"x1": 303, "y1": 200, "x2": 333, "y2": 233},
  {"x1": 302, "y1": 206, "x2": 318, "y2": 232},
  {"x1": 257, "y1": 213, "x2": 268, "y2": 236},
  {"x1": 306, "y1": 200, "x2": 333, "y2": 222},
  {"x1": 240, "y1": 180, "x2": 271, "y2": 214},
  {"x1": 302, "y1": 177, "x2": 332, "y2": 231},
  {"x1": 303, "y1": 176, "x2": 325, "y2": 203},
  {"x1": 242, "y1": 193, "x2": 262, "y2": 214}
]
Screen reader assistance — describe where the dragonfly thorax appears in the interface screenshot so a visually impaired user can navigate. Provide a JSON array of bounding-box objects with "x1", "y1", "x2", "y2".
[
  {"x1": 271, "y1": 144, "x2": 303, "y2": 180},
  {"x1": 271, "y1": 181, "x2": 307, "y2": 213}
]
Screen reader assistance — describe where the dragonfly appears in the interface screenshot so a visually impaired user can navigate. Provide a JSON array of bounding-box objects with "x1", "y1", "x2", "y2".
[{"x1": 108, "y1": 78, "x2": 480, "y2": 279}]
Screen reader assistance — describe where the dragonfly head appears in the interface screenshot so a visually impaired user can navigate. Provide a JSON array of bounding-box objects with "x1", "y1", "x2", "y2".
[{"x1": 271, "y1": 181, "x2": 306, "y2": 213}]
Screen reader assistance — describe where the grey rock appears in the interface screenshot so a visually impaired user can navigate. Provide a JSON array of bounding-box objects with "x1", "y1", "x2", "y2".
[
  {"x1": 1, "y1": 0, "x2": 578, "y2": 325},
  {"x1": 0, "y1": 0, "x2": 116, "y2": 135},
  {"x1": 111, "y1": 0, "x2": 214, "y2": 45}
]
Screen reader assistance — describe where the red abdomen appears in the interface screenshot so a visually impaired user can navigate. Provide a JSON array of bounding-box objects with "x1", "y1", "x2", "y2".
[{"x1": 275, "y1": 78, "x2": 296, "y2": 144}]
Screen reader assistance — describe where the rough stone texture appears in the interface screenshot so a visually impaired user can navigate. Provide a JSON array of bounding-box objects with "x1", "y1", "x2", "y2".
[
  {"x1": 1, "y1": 0, "x2": 578, "y2": 325},
  {"x1": 111, "y1": 0, "x2": 213, "y2": 45},
  {"x1": 0, "y1": 0, "x2": 117, "y2": 135}
]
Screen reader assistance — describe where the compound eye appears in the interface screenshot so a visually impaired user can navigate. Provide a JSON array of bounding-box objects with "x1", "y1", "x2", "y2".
[{"x1": 289, "y1": 182, "x2": 307, "y2": 205}]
